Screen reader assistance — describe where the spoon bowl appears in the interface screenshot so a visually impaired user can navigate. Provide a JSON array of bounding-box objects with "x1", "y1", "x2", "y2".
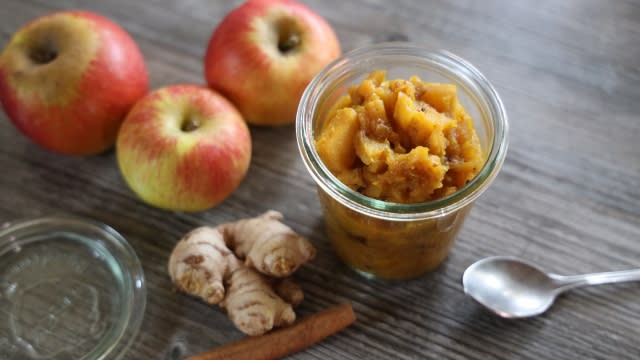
[
  {"x1": 462, "y1": 256, "x2": 640, "y2": 318},
  {"x1": 462, "y1": 257, "x2": 558, "y2": 318}
]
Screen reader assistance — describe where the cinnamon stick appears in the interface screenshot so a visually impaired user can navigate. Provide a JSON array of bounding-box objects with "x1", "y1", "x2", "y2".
[{"x1": 186, "y1": 303, "x2": 356, "y2": 360}]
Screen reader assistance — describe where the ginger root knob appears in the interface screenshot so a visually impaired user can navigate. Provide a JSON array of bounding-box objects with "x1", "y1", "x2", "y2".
[
  {"x1": 168, "y1": 227, "x2": 232, "y2": 304},
  {"x1": 221, "y1": 210, "x2": 316, "y2": 277}
]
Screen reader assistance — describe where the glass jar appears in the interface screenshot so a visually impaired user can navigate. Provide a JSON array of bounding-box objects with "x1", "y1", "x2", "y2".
[{"x1": 296, "y1": 43, "x2": 509, "y2": 280}]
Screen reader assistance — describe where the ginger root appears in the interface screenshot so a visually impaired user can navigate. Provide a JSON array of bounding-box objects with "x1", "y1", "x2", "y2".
[
  {"x1": 168, "y1": 226, "x2": 232, "y2": 304},
  {"x1": 168, "y1": 211, "x2": 315, "y2": 336},
  {"x1": 219, "y1": 210, "x2": 316, "y2": 277},
  {"x1": 222, "y1": 258, "x2": 297, "y2": 336}
]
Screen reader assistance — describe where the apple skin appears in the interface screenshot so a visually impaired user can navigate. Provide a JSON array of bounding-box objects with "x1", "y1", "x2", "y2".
[
  {"x1": 204, "y1": 0, "x2": 340, "y2": 126},
  {"x1": 116, "y1": 85, "x2": 252, "y2": 212},
  {"x1": 0, "y1": 10, "x2": 148, "y2": 155}
]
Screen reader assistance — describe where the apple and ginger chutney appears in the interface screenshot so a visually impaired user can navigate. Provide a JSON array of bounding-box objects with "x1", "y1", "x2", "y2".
[
  {"x1": 313, "y1": 70, "x2": 485, "y2": 279},
  {"x1": 316, "y1": 70, "x2": 483, "y2": 203}
]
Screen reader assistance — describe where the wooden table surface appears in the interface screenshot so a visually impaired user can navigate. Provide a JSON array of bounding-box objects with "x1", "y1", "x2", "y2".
[{"x1": 2, "y1": 0, "x2": 640, "y2": 359}]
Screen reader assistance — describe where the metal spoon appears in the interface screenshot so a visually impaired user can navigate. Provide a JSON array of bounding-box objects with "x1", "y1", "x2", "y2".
[{"x1": 462, "y1": 256, "x2": 640, "y2": 318}]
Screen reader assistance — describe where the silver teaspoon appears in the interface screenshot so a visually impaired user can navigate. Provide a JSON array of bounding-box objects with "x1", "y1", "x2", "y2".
[{"x1": 462, "y1": 256, "x2": 640, "y2": 318}]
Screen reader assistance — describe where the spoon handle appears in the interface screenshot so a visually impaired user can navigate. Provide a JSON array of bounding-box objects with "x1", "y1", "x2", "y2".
[{"x1": 550, "y1": 269, "x2": 640, "y2": 293}]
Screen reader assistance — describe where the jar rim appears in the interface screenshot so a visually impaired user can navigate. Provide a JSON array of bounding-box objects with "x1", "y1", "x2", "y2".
[{"x1": 296, "y1": 42, "x2": 509, "y2": 221}]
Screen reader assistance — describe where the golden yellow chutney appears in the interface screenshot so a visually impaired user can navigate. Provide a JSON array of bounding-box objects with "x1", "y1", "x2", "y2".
[{"x1": 315, "y1": 70, "x2": 484, "y2": 279}]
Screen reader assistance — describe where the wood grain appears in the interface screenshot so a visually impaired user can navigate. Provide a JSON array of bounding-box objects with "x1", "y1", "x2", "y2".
[{"x1": 1, "y1": 0, "x2": 639, "y2": 359}]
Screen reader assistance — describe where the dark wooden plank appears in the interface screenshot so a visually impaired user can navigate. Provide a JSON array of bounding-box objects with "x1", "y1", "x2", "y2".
[{"x1": 0, "y1": 0, "x2": 639, "y2": 359}]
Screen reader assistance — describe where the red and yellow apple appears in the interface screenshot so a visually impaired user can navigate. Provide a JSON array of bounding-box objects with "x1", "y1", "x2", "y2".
[
  {"x1": 204, "y1": 0, "x2": 340, "y2": 126},
  {"x1": 116, "y1": 85, "x2": 252, "y2": 212},
  {"x1": 0, "y1": 10, "x2": 148, "y2": 155}
]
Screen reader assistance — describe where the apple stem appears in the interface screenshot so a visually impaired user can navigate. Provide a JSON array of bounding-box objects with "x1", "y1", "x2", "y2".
[
  {"x1": 278, "y1": 33, "x2": 300, "y2": 54},
  {"x1": 181, "y1": 118, "x2": 201, "y2": 132}
]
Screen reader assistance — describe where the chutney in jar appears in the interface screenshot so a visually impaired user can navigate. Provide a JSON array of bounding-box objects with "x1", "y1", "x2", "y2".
[{"x1": 314, "y1": 70, "x2": 484, "y2": 279}]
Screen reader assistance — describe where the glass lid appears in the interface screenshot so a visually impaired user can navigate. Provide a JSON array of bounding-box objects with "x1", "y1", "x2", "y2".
[{"x1": 0, "y1": 216, "x2": 146, "y2": 360}]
